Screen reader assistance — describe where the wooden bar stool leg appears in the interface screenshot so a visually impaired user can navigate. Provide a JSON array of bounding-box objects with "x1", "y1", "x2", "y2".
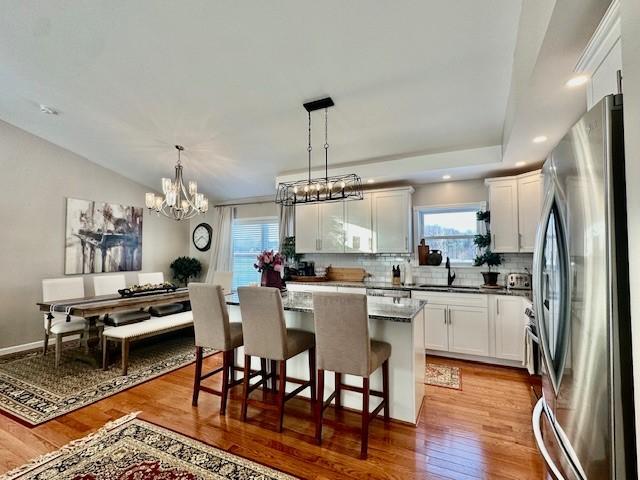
[
  {"x1": 241, "y1": 354, "x2": 251, "y2": 422},
  {"x1": 270, "y1": 359, "x2": 277, "y2": 392},
  {"x1": 382, "y1": 359, "x2": 390, "y2": 422},
  {"x1": 309, "y1": 347, "x2": 316, "y2": 414},
  {"x1": 260, "y1": 358, "x2": 268, "y2": 401},
  {"x1": 361, "y1": 376, "x2": 370, "y2": 459},
  {"x1": 335, "y1": 372, "x2": 342, "y2": 410},
  {"x1": 220, "y1": 350, "x2": 230, "y2": 415},
  {"x1": 192, "y1": 346, "x2": 203, "y2": 406},
  {"x1": 315, "y1": 369, "x2": 324, "y2": 445},
  {"x1": 277, "y1": 359, "x2": 287, "y2": 432}
]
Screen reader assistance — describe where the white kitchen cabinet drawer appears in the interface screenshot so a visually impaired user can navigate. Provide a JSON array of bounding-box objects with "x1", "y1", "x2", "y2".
[
  {"x1": 336, "y1": 286, "x2": 367, "y2": 295},
  {"x1": 411, "y1": 291, "x2": 488, "y2": 308},
  {"x1": 287, "y1": 284, "x2": 338, "y2": 293}
]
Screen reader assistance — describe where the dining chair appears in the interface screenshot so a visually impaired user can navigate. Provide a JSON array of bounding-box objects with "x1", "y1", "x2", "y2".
[
  {"x1": 137, "y1": 271, "x2": 164, "y2": 285},
  {"x1": 93, "y1": 274, "x2": 150, "y2": 325},
  {"x1": 312, "y1": 292, "x2": 391, "y2": 459},
  {"x1": 42, "y1": 277, "x2": 89, "y2": 368},
  {"x1": 237, "y1": 286, "x2": 316, "y2": 432},
  {"x1": 212, "y1": 271, "x2": 233, "y2": 294},
  {"x1": 189, "y1": 283, "x2": 252, "y2": 414}
]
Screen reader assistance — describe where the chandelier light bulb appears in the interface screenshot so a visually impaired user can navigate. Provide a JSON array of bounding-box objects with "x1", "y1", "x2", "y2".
[
  {"x1": 154, "y1": 196, "x2": 163, "y2": 210},
  {"x1": 188, "y1": 181, "x2": 197, "y2": 195},
  {"x1": 145, "y1": 193, "x2": 155, "y2": 209},
  {"x1": 340, "y1": 181, "x2": 346, "y2": 189}
]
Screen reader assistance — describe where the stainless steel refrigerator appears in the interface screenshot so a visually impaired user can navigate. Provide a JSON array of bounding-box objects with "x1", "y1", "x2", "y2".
[{"x1": 532, "y1": 93, "x2": 636, "y2": 479}]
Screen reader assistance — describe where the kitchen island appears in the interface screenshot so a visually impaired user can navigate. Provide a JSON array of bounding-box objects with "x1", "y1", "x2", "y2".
[{"x1": 226, "y1": 291, "x2": 426, "y2": 425}]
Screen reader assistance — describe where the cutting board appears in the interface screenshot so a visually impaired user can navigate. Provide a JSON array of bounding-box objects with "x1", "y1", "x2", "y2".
[
  {"x1": 290, "y1": 275, "x2": 328, "y2": 283},
  {"x1": 326, "y1": 266, "x2": 368, "y2": 282}
]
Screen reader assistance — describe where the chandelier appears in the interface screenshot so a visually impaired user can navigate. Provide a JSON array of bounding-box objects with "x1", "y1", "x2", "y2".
[
  {"x1": 145, "y1": 145, "x2": 209, "y2": 221},
  {"x1": 275, "y1": 97, "x2": 363, "y2": 206}
]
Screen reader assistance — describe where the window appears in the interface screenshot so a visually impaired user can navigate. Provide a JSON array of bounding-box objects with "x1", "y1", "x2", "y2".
[
  {"x1": 416, "y1": 203, "x2": 484, "y2": 265},
  {"x1": 231, "y1": 218, "x2": 279, "y2": 291}
]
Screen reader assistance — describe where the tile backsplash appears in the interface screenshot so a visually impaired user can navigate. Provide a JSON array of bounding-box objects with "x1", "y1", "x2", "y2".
[{"x1": 301, "y1": 253, "x2": 533, "y2": 287}]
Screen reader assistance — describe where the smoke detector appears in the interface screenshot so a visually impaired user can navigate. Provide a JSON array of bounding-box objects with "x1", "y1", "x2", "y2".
[{"x1": 39, "y1": 104, "x2": 58, "y2": 115}]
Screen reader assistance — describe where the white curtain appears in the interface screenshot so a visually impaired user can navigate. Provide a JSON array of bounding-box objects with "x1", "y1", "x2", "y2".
[
  {"x1": 278, "y1": 204, "x2": 294, "y2": 251},
  {"x1": 204, "y1": 206, "x2": 234, "y2": 283}
]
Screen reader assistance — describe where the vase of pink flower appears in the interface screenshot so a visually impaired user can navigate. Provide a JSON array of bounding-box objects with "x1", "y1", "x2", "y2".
[{"x1": 254, "y1": 250, "x2": 285, "y2": 290}]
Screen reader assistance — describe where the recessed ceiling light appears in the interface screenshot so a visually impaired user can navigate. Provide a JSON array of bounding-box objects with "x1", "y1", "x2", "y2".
[
  {"x1": 516, "y1": 161, "x2": 527, "y2": 167},
  {"x1": 367, "y1": 179, "x2": 375, "y2": 184},
  {"x1": 566, "y1": 75, "x2": 589, "y2": 87},
  {"x1": 533, "y1": 136, "x2": 547, "y2": 144},
  {"x1": 39, "y1": 104, "x2": 58, "y2": 115},
  {"x1": 442, "y1": 175, "x2": 451, "y2": 180}
]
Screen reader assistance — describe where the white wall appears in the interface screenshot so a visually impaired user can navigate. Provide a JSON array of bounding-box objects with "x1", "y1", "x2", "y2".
[
  {"x1": 0, "y1": 120, "x2": 189, "y2": 349},
  {"x1": 620, "y1": 0, "x2": 640, "y2": 468},
  {"x1": 412, "y1": 179, "x2": 487, "y2": 206}
]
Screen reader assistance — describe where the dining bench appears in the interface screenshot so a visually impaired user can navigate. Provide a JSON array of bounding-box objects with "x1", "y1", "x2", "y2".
[{"x1": 102, "y1": 310, "x2": 194, "y2": 375}]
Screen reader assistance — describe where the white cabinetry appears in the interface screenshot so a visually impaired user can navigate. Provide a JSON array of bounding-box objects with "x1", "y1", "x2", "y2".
[
  {"x1": 319, "y1": 202, "x2": 345, "y2": 253},
  {"x1": 517, "y1": 172, "x2": 544, "y2": 252},
  {"x1": 448, "y1": 305, "x2": 490, "y2": 356},
  {"x1": 344, "y1": 194, "x2": 373, "y2": 253},
  {"x1": 372, "y1": 189, "x2": 412, "y2": 253},
  {"x1": 413, "y1": 291, "x2": 489, "y2": 356},
  {"x1": 493, "y1": 296, "x2": 526, "y2": 361},
  {"x1": 575, "y1": 0, "x2": 621, "y2": 110},
  {"x1": 287, "y1": 284, "x2": 367, "y2": 295},
  {"x1": 485, "y1": 170, "x2": 543, "y2": 253},
  {"x1": 294, "y1": 187, "x2": 413, "y2": 254},
  {"x1": 424, "y1": 304, "x2": 448, "y2": 351},
  {"x1": 414, "y1": 290, "x2": 527, "y2": 367},
  {"x1": 294, "y1": 204, "x2": 319, "y2": 253}
]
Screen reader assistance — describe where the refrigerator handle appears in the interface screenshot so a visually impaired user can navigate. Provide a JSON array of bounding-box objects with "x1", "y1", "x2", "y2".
[{"x1": 532, "y1": 399, "x2": 566, "y2": 480}]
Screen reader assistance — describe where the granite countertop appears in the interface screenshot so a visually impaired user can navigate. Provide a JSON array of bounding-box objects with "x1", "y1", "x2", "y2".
[
  {"x1": 287, "y1": 280, "x2": 532, "y2": 299},
  {"x1": 225, "y1": 291, "x2": 426, "y2": 323}
]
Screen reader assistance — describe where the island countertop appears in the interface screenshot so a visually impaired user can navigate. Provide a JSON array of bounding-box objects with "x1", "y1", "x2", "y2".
[{"x1": 226, "y1": 291, "x2": 426, "y2": 323}]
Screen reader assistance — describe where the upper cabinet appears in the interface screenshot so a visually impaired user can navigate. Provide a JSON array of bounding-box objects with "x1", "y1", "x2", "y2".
[
  {"x1": 294, "y1": 187, "x2": 413, "y2": 254},
  {"x1": 575, "y1": 0, "x2": 621, "y2": 110},
  {"x1": 345, "y1": 194, "x2": 373, "y2": 253},
  {"x1": 485, "y1": 170, "x2": 543, "y2": 253},
  {"x1": 372, "y1": 189, "x2": 412, "y2": 253}
]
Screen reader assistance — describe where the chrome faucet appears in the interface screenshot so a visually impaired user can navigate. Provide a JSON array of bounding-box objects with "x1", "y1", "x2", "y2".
[{"x1": 446, "y1": 257, "x2": 456, "y2": 286}]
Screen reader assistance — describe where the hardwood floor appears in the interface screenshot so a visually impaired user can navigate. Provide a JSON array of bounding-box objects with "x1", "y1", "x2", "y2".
[{"x1": 0, "y1": 354, "x2": 543, "y2": 479}]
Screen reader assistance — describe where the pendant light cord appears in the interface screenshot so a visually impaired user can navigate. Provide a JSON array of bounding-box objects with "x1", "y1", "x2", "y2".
[
  {"x1": 324, "y1": 108, "x2": 329, "y2": 182},
  {"x1": 307, "y1": 111, "x2": 312, "y2": 185}
]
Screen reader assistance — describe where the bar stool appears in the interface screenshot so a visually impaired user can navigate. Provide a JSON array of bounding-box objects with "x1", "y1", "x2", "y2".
[
  {"x1": 189, "y1": 283, "x2": 251, "y2": 415},
  {"x1": 237, "y1": 286, "x2": 316, "y2": 432},
  {"x1": 312, "y1": 292, "x2": 391, "y2": 459}
]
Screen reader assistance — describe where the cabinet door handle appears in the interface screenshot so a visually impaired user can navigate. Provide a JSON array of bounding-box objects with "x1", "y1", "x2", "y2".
[
  {"x1": 492, "y1": 234, "x2": 496, "y2": 247},
  {"x1": 319, "y1": 239, "x2": 322, "y2": 250},
  {"x1": 405, "y1": 236, "x2": 408, "y2": 250},
  {"x1": 369, "y1": 237, "x2": 372, "y2": 251},
  {"x1": 496, "y1": 298, "x2": 500, "y2": 315}
]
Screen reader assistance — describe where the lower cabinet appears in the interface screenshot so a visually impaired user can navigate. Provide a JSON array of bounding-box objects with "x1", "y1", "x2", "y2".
[
  {"x1": 415, "y1": 291, "x2": 489, "y2": 357},
  {"x1": 448, "y1": 305, "x2": 490, "y2": 356},
  {"x1": 424, "y1": 304, "x2": 448, "y2": 351},
  {"x1": 493, "y1": 295, "x2": 527, "y2": 361},
  {"x1": 415, "y1": 290, "x2": 526, "y2": 366}
]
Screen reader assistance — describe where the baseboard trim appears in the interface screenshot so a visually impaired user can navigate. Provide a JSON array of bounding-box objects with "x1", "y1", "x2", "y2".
[
  {"x1": 0, "y1": 334, "x2": 81, "y2": 357},
  {"x1": 426, "y1": 349, "x2": 524, "y2": 369}
]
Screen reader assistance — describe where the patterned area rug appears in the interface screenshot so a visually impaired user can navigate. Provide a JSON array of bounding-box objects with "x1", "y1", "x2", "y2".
[
  {"x1": 0, "y1": 333, "x2": 211, "y2": 426},
  {"x1": 1, "y1": 412, "x2": 297, "y2": 479},
  {"x1": 425, "y1": 363, "x2": 461, "y2": 390}
]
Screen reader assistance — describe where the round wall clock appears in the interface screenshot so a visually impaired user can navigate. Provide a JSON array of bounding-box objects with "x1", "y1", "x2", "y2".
[{"x1": 192, "y1": 223, "x2": 213, "y2": 252}]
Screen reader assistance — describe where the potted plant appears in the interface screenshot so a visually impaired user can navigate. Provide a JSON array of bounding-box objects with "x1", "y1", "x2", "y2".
[
  {"x1": 254, "y1": 250, "x2": 285, "y2": 290},
  {"x1": 473, "y1": 209, "x2": 502, "y2": 286},
  {"x1": 473, "y1": 250, "x2": 502, "y2": 286},
  {"x1": 170, "y1": 256, "x2": 202, "y2": 286}
]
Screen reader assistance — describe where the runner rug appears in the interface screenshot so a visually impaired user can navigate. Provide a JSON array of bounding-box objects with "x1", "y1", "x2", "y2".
[
  {"x1": 0, "y1": 333, "x2": 211, "y2": 426},
  {"x1": 425, "y1": 363, "x2": 462, "y2": 390},
  {"x1": 1, "y1": 412, "x2": 297, "y2": 479}
]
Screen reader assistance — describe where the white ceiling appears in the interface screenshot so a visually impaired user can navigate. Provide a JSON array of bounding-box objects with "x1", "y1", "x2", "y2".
[{"x1": 0, "y1": 1, "x2": 522, "y2": 200}]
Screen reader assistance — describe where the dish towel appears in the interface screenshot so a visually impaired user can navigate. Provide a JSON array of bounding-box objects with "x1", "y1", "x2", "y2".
[{"x1": 523, "y1": 324, "x2": 536, "y2": 375}]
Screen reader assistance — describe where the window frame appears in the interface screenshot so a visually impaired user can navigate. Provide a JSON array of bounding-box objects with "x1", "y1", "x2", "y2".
[
  {"x1": 413, "y1": 202, "x2": 486, "y2": 266},
  {"x1": 231, "y1": 216, "x2": 279, "y2": 290}
]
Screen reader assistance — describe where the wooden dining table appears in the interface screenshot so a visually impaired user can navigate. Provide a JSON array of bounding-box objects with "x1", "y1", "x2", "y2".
[{"x1": 36, "y1": 288, "x2": 191, "y2": 364}]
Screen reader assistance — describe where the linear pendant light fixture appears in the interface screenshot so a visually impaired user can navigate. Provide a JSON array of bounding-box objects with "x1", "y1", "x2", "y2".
[{"x1": 275, "y1": 97, "x2": 363, "y2": 206}]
